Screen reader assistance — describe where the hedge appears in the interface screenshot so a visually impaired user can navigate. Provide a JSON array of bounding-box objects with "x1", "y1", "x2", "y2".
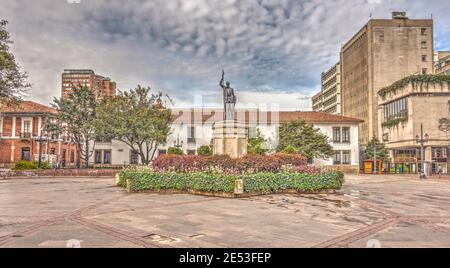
[
  {"x1": 119, "y1": 170, "x2": 344, "y2": 194},
  {"x1": 152, "y1": 153, "x2": 308, "y2": 174}
]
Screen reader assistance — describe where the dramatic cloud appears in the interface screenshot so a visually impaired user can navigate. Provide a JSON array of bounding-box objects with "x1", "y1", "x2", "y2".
[{"x1": 1, "y1": 0, "x2": 449, "y2": 110}]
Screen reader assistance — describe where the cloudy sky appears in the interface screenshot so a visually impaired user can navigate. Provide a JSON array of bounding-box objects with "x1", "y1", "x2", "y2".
[{"x1": 1, "y1": 0, "x2": 449, "y2": 110}]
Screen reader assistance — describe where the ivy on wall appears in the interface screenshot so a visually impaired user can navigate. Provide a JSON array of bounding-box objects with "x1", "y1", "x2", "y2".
[
  {"x1": 381, "y1": 116, "x2": 408, "y2": 129},
  {"x1": 378, "y1": 74, "x2": 450, "y2": 99}
]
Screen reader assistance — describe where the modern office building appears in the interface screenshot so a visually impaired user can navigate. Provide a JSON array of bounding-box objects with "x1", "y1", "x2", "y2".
[
  {"x1": 312, "y1": 63, "x2": 342, "y2": 115},
  {"x1": 340, "y1": 12, "x2": 434, "y2": 144},
  {"x1": 61, "y1": 69, "x2": 117, "y2": 99}
]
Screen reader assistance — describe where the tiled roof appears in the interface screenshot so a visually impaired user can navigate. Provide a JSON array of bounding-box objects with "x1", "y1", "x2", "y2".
[
  {"x1": 0, "y1": 101, "x2": 56, "y2": 114},
  {"x1": 279, "y1": 111, "x2": 364, "y2": 124},
  {"x1": 171, "y1": 109, "x2": 363, "y2": 125}
]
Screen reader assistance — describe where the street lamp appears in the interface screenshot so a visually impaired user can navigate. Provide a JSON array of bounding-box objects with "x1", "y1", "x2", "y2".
[
  {"x1": 174, "y1": 134, "x2": 183, "y2": 148},
  {"x1": 415, "y1": 124, "x2": 429, "y2": 180}
]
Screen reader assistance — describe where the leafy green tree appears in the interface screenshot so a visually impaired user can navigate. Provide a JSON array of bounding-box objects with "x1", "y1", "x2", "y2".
[
  {"x1": 277, "y1": 120, "x2": 334, "y2": 162},
  {"x1": 0, "y1": 20, "x2": 30, "y2": 102},
  {"x1": 197, "y1": 145, "x2": 213, "y2": 156},
  {"x1": 48, "y1": 86, "x2": 97, "y2": 168},
  {"x1": 94, "y1": 86, "x2": 172, "y2": 165},
  {"x1": 247, "y1": 128, "x2": 268, "y2": 155},
  {"x1": 167, "y1": 147, "x2": 183, "y2": 155},
  {"x1": 364, "y1": 137, "x2": 389, "y2": 161}
]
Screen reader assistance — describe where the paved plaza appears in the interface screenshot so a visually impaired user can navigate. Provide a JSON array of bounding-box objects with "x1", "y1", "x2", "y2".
[{"x1": 1, "y1": 174, "x2": 450, "y2": 248}]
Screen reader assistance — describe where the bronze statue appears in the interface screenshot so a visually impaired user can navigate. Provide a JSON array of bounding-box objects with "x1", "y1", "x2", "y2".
[{"x1": 220, "y1": 70, "x2": 236, "y2": 120}]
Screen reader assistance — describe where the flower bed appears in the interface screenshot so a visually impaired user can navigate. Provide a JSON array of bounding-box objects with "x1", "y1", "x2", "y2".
[
  {"x1": 119, "y1": 169, "x2": 344, "y2": 196},
  {"x1": 152, "y1": 154, "x2": 308, "y2": 174}
]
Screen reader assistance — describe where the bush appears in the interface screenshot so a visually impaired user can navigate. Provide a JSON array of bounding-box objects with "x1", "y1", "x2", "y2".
[
  {"x1": 151, "y1": 153, "x2": 308, "y2": 174},
  {"x1": 33, "y1": 161, "x2": 52, "y2": 170},
  {"x1": 197, "y1": 145, "x2": 213, "y2": 156},
  {"x1": 119, "y1": 169, "x2": 344, "y2": 193},
  {"x1": 282, "y1": 146, "x2": 298, "y2": 154},
  {"x1": 167, "y1": 147, "x2": 184, "y2": 155},
  {"x1": 13, "y1": 161, "x2": 38, "y2": 170}
]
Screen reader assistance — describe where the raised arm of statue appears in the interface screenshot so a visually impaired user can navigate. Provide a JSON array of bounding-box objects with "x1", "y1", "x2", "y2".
[{"x1": 220, "y1": 70, "x2": 225, "y2": 88}]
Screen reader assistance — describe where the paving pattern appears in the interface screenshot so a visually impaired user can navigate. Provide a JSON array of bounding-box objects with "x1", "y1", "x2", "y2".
[{"x1": 1, "y1": 174, "x2": 450, "y2": 248}]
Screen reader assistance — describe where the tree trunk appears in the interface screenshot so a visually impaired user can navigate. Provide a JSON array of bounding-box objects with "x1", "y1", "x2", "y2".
[
  {"x1": 76, "y1": 144, "x2": 82, "y2": 169},
  {"x1": 84, "y1": 139, "x2": 90, "y2": 169}
]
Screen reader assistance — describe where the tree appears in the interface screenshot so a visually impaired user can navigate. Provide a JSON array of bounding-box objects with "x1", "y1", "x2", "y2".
[
  {"x1": 49, "y1": 86, "x2": 97, "y2": 168},
  {"x1": 364, "y1": 137, "x2": 389, "y2": 161},
  {"x1": 0, "y1": 20, "x2": 30, "y2": 103},
  {"x1": 277, "y1": 120, "x2": 334, "y2": 162},
  {"x1": 197, "y1": 145, "x2": 213, "y2": 156},
  {"x1": 94, "y1": 86, "x2": 172, "y2": 165},
  {"x1": 167, "y1": 147, "x2": 183, "y2": 155},
  {"x1": 247, "y1": 128, "x2": 268, "y2": 155}
]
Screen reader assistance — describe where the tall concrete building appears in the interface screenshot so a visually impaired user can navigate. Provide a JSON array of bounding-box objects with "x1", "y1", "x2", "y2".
[
  {"x1": 434, "y1": 51, "x2": 450, "y2": 74},
  {"x1": 61, "y1": 69, "x2": 117, "y2": 99},
  {"x1": 311, "y1": 62, "x2": 341, "y2": 115},
  {"x1": 340, "y1": 12, "x2": 433, "y2": 144},
  {"x1": 312, "y1": 91, "x2": 323, "y2": 112}
]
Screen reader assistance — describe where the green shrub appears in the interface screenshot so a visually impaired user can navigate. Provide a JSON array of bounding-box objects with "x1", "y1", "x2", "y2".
[
  {"x1": 197, "y1": 145, "x2": 213, "y2": 156},
  {"x1": 13, "y1": 160, "x2": 38, "y2": 170},
  {"x1": 167, "y1": 147, "x2": 184, "y2": 155},
  {"x1": 119, "y1": 169, "x2": 344, "y2": 194},
  {"x1": 281, "y1": 146, "x2": 298, "y2": 154},
  {"x1": 33, "y1": 161, "x2": 52, "y2": 170}
]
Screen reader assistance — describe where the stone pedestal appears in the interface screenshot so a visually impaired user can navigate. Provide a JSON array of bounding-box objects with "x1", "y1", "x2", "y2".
[{"x1": 212, "y1": 120, "x2": 248, "y2": 158}]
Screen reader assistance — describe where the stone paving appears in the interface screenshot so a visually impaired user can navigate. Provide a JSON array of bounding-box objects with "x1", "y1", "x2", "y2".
[{"x1": 1, "y1": 174, "x2": 450, "y2": 248}]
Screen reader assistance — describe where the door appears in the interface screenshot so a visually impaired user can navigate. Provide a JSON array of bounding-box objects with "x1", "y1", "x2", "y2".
[{"x1": 62, "y1": 149, "x2": 66, "y2": 167}]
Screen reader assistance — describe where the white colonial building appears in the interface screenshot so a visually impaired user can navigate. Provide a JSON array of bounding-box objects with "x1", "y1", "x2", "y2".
[{"x1": 89, "y1": 109, "x2": 362, "y2": 170}]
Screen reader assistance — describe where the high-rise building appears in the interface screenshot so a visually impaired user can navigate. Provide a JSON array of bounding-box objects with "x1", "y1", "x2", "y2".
[
  {"x1": 312, "y1": 91, "x2": 323, "y2": 112},
  {"x1": 311, "y1": 63, "x2": 341, "y2": 115},
  {"x1": 61, "y1": 69, "x2": 117, "y2": 99},
  {"x1": 434, "y1": 51, "x2": 450, "y2": 75},
  {"x1": 340, "y1": 12, "x2": 433, "y2": 144}
]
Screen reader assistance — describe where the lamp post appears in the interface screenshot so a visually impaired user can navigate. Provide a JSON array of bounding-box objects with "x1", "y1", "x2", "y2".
[
  {"x1": 415, "y1": 124, "x2": 429, "y2": 180},
  {"x1": 174, "y1": 134, "x2": 183, "y2": 149}
]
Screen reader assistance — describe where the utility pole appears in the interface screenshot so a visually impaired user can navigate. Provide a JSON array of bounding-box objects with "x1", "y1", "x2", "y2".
[{"x1": 416, "y1": 124, "x2": 429, "y2": 180}]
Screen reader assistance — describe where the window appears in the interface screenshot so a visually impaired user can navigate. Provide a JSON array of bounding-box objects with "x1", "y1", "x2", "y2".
[
  {"x1": 130, "y1": 150, "x2": 139, "y2": 165},
  {"x1": 248, "y1": 127, "x2": 257, "y2": 138},
  {"x1": 421, "y1": 28, "x2": 427, "y2": 36},
  {"x1": 421, "y1": 41, "x2": 427, "y2": 49},
  {"x1": 332, "y1": 127, "x2": 341, "y2": 143},
  {"x1": 70, "y1": 150, "x2": 75, "y2": 163},
  {"x1": 383, "y1": 97, "x2": 408, "y2": 123},
  {"x1": 342, "y1": 151, "x2": 351, "y2": 165},
  {"x1": 95, "y1": 150, "x2": 102, "y2": 164},
  {"x1": 333, "y1": 151, "x2": 341, "y2": 165},
  {"x1": 50, "y1": 148, "x2": 56, "y2": 155},
  {"x1": 187, "y1": 127, "x2": 196, "y2": 143},
  {"x1": 422, "y1": 55, "x2": 427, "y2": 62},
  {"x1": 158, "y1": 149, "x2": 167, "y2": 155},
  {"x1": 342, "y1": 127, "x2": 350, "y2": 143},
  {"x1": 187, "y1": 150, "x2": 196, "y2": 155},
  {"x1": 422, "y1": 68, "x2": 427, "y2": 75},
  {"x1": 23, "y1": 120, "x2": 31, "y2": 134},
  {"x1": 103, "y1": 150, "x2": 111, "y2": 164}
]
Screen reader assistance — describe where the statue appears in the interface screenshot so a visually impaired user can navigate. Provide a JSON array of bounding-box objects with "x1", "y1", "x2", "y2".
[{"x1": 220, "y1": 70, "x2": 237, "y2": 120}]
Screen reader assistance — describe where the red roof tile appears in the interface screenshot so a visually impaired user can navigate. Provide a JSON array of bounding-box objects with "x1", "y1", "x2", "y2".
[
  {"x1": 0, "y1": 101, "x2": 56, "y2": 114},
  {"x1": 170, "y1": 109, "x2": 363, "y2": 125}
]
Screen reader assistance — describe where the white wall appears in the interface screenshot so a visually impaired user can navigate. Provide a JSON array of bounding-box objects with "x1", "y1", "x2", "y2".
[{"x1": 91, "y1": 121, "x2": 360, "y2": 168}]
